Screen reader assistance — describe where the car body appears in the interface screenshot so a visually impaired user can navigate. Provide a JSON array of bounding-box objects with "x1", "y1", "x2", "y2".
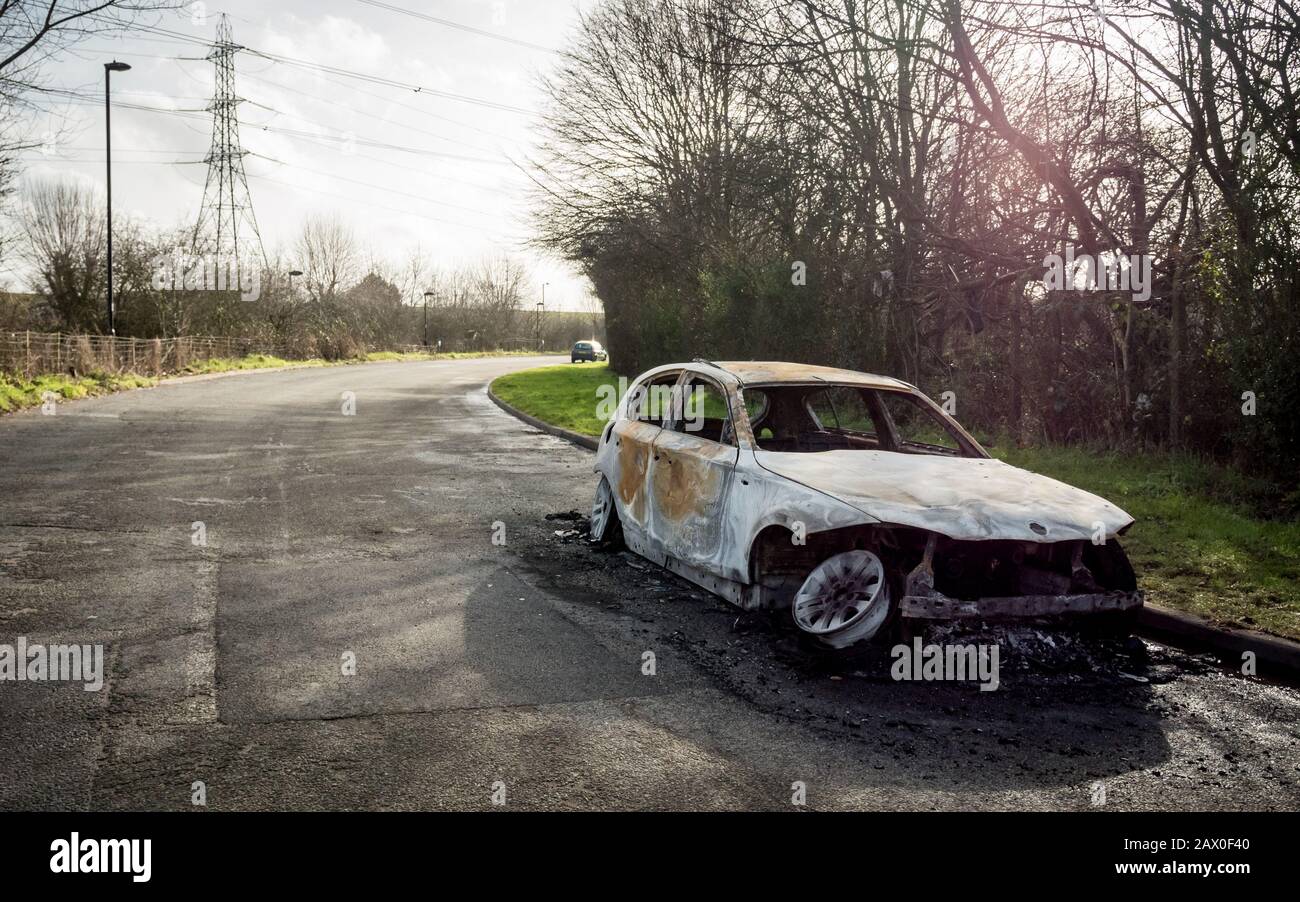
[
  {"x1": 571, "y1": 340, "x2": 607, "y2": 363},
  {"x1": 589, "y1": 360, "x2": 1142, "y2": 647}
]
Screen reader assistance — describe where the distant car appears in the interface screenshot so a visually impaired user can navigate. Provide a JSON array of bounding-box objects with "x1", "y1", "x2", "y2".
[
  {"x1": 589, "y1": 360, "x2": 1141, "y2": 648},
  {"x1": 571, "y1": 340, "x2": 607, "y2": 363}
]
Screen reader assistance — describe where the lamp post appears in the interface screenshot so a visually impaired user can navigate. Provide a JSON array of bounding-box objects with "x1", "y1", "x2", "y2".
[
  {"x1": 104, "y1": 60, "x2": 131, "y2": 336},
  {"x1": 422, "y1": 291, "x2": 436, "y2": 348},
  {"x1": 535, "y1": 282, "x2": 548, "y2": 349},
  {"x1": 287, "y1": 269, "x2": 303, "y2": 293}
]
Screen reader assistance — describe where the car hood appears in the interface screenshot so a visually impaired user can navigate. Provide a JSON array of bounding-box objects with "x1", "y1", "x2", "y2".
[{"x1": 753, "y1": 450, "x2": 1134, "y2": 543}]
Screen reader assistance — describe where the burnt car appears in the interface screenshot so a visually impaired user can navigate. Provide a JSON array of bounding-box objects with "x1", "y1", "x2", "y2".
[
  {"x1": 571, "y1": 340, "x2": 608, "y2": 363},
  {"x1": 589, "y1": 360, "x2": 1141, "y2": 648}
]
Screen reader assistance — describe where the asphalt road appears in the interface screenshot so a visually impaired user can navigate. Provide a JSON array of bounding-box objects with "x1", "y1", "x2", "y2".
[{"x1": 1, "y1": 356, "x2": 1297, "y2": 811}]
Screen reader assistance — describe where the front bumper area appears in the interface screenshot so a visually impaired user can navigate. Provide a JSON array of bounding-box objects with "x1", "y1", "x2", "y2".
[{"x1": 900, "y1": 533, "x2": 1143, "y2": 620}]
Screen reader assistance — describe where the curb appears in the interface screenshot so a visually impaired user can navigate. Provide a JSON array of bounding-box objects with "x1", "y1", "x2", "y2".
[
  {"x1": 486, "y1": 384, "x2": 598, "y2": 451},
  {"x1": 1138, "y1": 604, "x2": 1300, "y2": 684},
  {"x1": 486, "y1": 380, "x2": 1300, "y2": 683}
]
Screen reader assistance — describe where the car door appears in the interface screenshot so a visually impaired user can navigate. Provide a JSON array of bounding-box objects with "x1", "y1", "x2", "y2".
[
  {"x1": 609, "y1": 369, "x2": 681, "y2": 538},
  {"x1": 645, "y1": 372, "x2": 740, "y2": 571}
]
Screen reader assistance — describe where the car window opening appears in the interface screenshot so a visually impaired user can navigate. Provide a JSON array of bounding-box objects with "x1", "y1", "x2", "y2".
[
  {"x1": 749, "y1": 385, "x2": 975, "y2": 457},
  {"x1": 672, "y1": 376, "x2": 734, "y2": 445}
]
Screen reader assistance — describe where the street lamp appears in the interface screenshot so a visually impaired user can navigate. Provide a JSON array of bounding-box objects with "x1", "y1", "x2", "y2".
[
  {"x1": 535, "y1": 282, "x2": 548, "y2": 349},
  {"x1": 288, "y1": 269, "x2": 303, "y2": 295},
  {"x1": 104, "y1": 61, "x2": 131, "y2": 336},
  {"x1": 422, "y1": 291, "x2": 436, "y2": 348}
]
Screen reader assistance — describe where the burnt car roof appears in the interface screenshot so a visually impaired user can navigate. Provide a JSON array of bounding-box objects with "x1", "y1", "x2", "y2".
[{"x1": 703, "y1": 360, "x2": 915, "y2": 391}]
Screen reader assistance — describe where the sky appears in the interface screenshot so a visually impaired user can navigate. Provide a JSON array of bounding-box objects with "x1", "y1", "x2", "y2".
[{"x1": 6, "y1": 0, "x2": 595, "y2": 310}]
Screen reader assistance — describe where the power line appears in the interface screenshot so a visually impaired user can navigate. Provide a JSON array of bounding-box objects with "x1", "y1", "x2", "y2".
[
  {"x1": 20, "y1": 155, "x2": 206, "y2": 164},
  {"x1": 39, "y1": 77, "x2": 527, "y2": 194},
  {"x1": 69, "y1": 46, "x2": 524, "y2": 150},
  {"x1": 236, "y1": 66, "x2": 515, "y2": 152},
  {"x1": 32, "y1": 145, "x2": 207, "y2": 154},
  {"x1": 20, "y1": 137, "x2": 522, "y2": 234},
  {"x1": 103, "y1": 18, "x2": 538, "y2": 116},
  {"x1": 86, "y1": 15, "x2": 214, "y2": 49},
  {"x1": 241, "y1": 46, "x2": 537, "y2": 116},
  {"x1": 36, "y1": 87, "x2": 211, "y2": 120},
  {"x1": 248, "y1": 122, "x2": 508, "y2": 166},
  {"x1": 353, "y1": 0, "x2": 559, "y2": 54},
  {"x1": 40, "y1": 89, "x2": 514, "y2": 164},
  {"x1": 21, "y1": 18, "x2": 536, "y2": 244},
  {"x1": 246, "y1": 172, "x2": 525, "y2": 239},
  {"x1": 247, "y1": 152, "x2": 503, "y2": 219},
  {"x1": 270, "y1": 129, "x2": 520, "y2": 197},
  {"x1": 17, "y1": 150, "x2": 523, "y2": 237}
]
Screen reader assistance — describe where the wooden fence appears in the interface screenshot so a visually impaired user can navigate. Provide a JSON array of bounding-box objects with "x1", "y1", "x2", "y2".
[
  {"x1": 0, "y1": 332, "x2": 283, "y2": 378},
  {"x1": 0, "y1": 332, "x2": 512, "y2": 379}
]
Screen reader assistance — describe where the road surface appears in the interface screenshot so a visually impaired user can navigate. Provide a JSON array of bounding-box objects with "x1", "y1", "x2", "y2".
[{"x1": 1, "y1": 356, "x2": 1297, "y2": 810}]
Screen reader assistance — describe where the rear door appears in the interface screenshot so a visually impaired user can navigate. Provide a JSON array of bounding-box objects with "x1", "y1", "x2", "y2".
[{"x1": 645, "y1": 373, "x2": 740, "y2": 570}]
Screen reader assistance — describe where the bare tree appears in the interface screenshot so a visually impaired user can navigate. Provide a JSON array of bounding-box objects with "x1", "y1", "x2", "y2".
[
  {"x1": 296, "y1": 213, "x2": 360, "y2": 304},
  {"x1": 1, "y1": 2, "x2": 180, "y2": 220},
  {"x1": 20, "y1": 176, "x2": 106, "y2": 331},
  {"x1": 396, "y1": 244, "x2": 433, "y2": 310},
  {"x1": 532, "y1": 0, "x2": 1300, "y2": 475},
  {"x1": 470, "y1": 254, "x2": 525, "y2": 345}
]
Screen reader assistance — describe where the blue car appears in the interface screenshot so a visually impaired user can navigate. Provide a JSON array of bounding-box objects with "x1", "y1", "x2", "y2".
[{"x1": 571, "y1": 340, "x2": 607, "y2": 363}]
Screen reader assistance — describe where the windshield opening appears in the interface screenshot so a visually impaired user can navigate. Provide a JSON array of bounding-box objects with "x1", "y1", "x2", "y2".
[{"x1": 744, "y1": 384, "x2": 980, "y2": 457}]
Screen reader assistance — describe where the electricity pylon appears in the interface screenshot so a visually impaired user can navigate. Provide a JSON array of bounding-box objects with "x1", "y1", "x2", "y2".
[{"x1": 191, "y1": 14, "x2": 266, "y2": 278}]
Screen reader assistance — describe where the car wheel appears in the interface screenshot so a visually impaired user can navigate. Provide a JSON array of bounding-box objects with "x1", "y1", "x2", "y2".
[
  {"x1": 792, "y1": 550, "x2": 893, "y2": 648},
  {"x1": 589, "y1": 477, "x2": 623, "y2": 547}
]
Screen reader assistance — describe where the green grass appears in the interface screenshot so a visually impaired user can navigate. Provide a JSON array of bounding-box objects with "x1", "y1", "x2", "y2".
[
  {"x1": 993, "y1": 445, "x2": 1300, "y2": 640},
  {"x1": 181, "y1": 353, "x2": 318, "y2": 375},
  {"x1": 0, "y1": 371, "x2": 157, "y2": 413},
  {"x1": 362, "y1": 351, "x2": 422, "y2": 362},
  {"x1": 491, "y1": 361, "x2": 624, "y2": 436},
  {"x1": 183, "y1": 350, "x2": 435, "y2": 373},
  {"x1": 491, "y1": 362, "x2": 1300, "y2": 641}
]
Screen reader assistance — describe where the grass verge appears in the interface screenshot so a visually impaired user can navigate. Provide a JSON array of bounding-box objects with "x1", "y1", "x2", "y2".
[
  {"x1": 490, "y1": 362, "x2": 1300, "y2": 641},
  {"x1": 0, "y1": 371, "x2": 157, "y2": 413},
  {"x1": 179, "y1": 353, "x2": 325, "y2": 375},
  {"x1": 490, "y1": 361, "x2": 622, "y2": 436}
]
